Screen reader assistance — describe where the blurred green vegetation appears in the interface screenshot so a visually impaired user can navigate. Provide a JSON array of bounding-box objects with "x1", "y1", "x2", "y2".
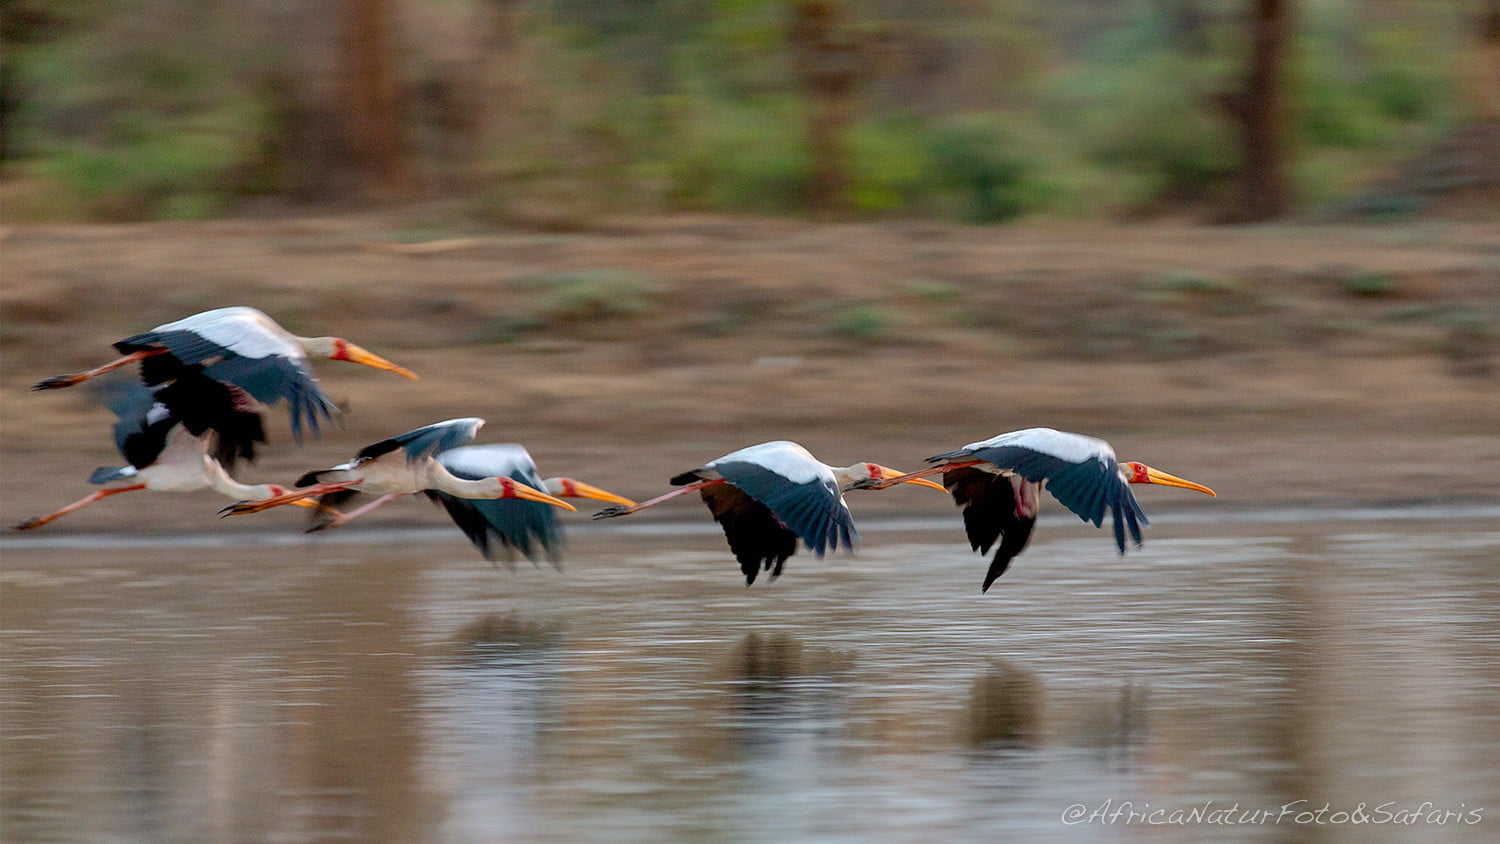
[{"x1": 0, "y1": 0, "x2": 1478, "y2": 222}]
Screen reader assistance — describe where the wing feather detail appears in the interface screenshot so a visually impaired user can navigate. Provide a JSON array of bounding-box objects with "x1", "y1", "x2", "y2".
[
  {"x1": 699, "y1": 484, "x2": 798, "y2": 585},
  {"x1": 431, "y1": 443, "x2": 562, "y2": 566},
  {"x1": 358, "y1": 418, "x2": 484, "y2": 462},
  {"x1": 116, "y1": 314, "x2": 335, "y2": 442},
  {"x1": 934, "y1": 428, "x2": 1148, "y2": 555},
  {"x1": 710, "y1": 460, "x2": 858, "y2": 558}
]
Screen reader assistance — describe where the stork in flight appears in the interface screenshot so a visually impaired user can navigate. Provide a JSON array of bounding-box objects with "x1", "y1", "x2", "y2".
[
  {"x1": 32, "y1": 306, "x2": 418, "y2": 442},
  {"x1": 310, "y1": 442, "x2": 634, "y2": 566},
  {"x1": 592, "y1": 440, "x2": 945, "y2": 584},
  {"x1": 14, "y1": 379, "x2": 324, "y2": 530},
  {"x1": 851, "y1": 428, "x2": 1216, "y2": 591},
  {"x1": 218, "y1": 419, "x2": 579, "y2": 553}
]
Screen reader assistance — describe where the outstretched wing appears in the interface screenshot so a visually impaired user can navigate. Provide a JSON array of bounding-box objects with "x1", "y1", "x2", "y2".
[
  {"x1": 357, "y1": 418, "x2": 485, "y2": 463},
  {"x1": 116, "y1": 307, "x2": 337, "y2": 442},
  {"x1": 428, "y1": 443, "x2": 562, "y2": 566},
  {"x1": 943, "y1": 467, "x2": 1038, "y2": 591},
  {"x1": 708, "y1": 451, "x2": 857, "y2": 558},
  {"x1": 698, "y1": 483, "x2": 799, "y2": 585},
  {"x1": 933, "y1": 427, "x2": 1147, "y2": 552},
  {"x1": 91, "y1": 378, "x2": 175, "y2": 470}
]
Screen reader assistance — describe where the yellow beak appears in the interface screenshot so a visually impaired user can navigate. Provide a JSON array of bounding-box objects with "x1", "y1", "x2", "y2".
[
  {"x1": 339, "y1": 341, "x2": 420, "y2": 380},
  {"x1": 508, "y1": 482, "x2": 577, "y2": 511},
  {"x1": 874, "y1": 465, "x2": 948, "y2": 492},
  {"x1": 554, "y1": 478, "x2": 636, "y2": 507},
  {"x1": 1142, "y1": 466, "x2": 1217, "y2": 497}
]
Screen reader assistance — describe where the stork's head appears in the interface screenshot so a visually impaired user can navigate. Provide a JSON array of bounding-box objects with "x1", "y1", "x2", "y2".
[
  {"x1": 488, "y1": 477, "x2": 578, "y2": 510},
  {"x1": 542, "y1": 477, "x2": 636, "y2": 506},
  {"x1": 839, "y1": 463, "x2": 947, "y2": 491},
  {"x1": 1122, "y1": 462, "x2": 1216, "y2": 496},
  {"x1": 311, "y1": 337, "x2": 419, "y2": 379}
]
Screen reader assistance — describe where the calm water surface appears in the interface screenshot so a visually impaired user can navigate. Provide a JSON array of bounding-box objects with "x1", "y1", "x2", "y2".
[{"x1": 2, "y1": 520, "x2": 1498, "y2": 843}]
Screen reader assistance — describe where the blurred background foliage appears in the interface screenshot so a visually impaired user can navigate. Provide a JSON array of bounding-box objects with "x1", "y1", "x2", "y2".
[{"x1": 0, "y1": 0, "x2": 1491, "y2": 223}]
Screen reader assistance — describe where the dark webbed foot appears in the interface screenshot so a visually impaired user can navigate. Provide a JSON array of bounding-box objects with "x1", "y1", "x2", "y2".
[{"x1": 32, "y1": 374, "x2": 84, "y2": 391}]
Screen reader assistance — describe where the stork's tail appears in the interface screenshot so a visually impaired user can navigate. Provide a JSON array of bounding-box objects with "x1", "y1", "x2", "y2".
[
  {"x1": 669, "y1": 469, "x2": 709, "y2": 486},
  {"x1": 89, "y1": 466, "x2": 135, "y2": 485}
]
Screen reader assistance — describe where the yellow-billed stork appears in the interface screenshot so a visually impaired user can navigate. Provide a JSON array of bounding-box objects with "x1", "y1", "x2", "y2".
[
  {"x1": 218, "y1": 419, "x2": 578, "y2": 549},
  {"x1": 311, "y1": 442, "x2": 633, "y2": 566},
  {"x1": 851, "y1": 428, "x2": 1216, "y2": 590},
  {"x1": 592, "y1": 440, "x2": 945, "y2": 585},
  {"x1": 14, "y1": 379, "x2": 322, "y2": 530},
  {"x1": 32, "y1": 306, "x2": 417, "y2": 441}
]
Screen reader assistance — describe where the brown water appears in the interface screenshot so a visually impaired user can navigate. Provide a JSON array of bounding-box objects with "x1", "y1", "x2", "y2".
[{"x1": 2, "y1": 521, "x2": 1498, "y2": 843}]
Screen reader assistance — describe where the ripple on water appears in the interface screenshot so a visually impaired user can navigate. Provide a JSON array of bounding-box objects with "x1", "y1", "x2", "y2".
[{"x1": 1, "y1": 527, "x2": 1497, "y2": 842}]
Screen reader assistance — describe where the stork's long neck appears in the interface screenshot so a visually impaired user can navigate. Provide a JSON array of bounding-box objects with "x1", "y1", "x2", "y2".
[
  {"x1": 426, "y1": 463, "x2": 507, "y2": 498},
  {"x1": 204, "y1": 458, "x2": 279, "y2": 501},
  {"x1": 298, "y1": 336, "x2": 340, "y2": 357}
]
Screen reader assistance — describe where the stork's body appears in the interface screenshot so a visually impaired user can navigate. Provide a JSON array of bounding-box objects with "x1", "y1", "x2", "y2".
[
  {"x1": 593, "y1": 441, "x2": 943, "y2": 584},
  {"x1": 852, "y1": 428, "x2": 1216, "y2": 590},
  {"x1": 32, "y1": 306, "x2": 417, "y2": 441},
  {"x1": 15, "y1": 382, "x2": 311, "y2": 530},
  {"x1": 417, "y1": 444, "x2": 633, "y2": 565},
  {"x1": 219, "y1": 420, "x2": 580, "y2": 553}
]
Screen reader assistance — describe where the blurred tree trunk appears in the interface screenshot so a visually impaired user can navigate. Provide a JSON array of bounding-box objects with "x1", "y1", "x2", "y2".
[
  {"x1": 1466, "y1": 1, "x2": 1500, "y2": 120},
  {"x1": 0, "y1": 2, "x2": 68, "y2": 165},
  {"x1": 1463, "y1": 2, "x2": 1500, "y2": 210},
  {"x1": 788, "y1": 0, "x2": 863, "y2": 219},
  {"x1": 335, "y1": 0, "x2": 414, "y2": 200},
  {"x1": 472, "y1": 0, "x2": 526, "y2": 181},
  {"x1": 1220, "y1": 0, "x2": 1291, "y2": 222}
]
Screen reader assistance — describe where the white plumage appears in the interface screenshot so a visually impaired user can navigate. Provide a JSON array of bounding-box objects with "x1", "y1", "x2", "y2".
[
  {"x1": 434, "y1": 443, "x2": 533, "y2": 481},
  {"x1": 425, "y1": 443, "x2": 634, "y2": 564},
  {"x1": 152, "y1": 307, "x2": 308, "y2": 362},
  {"x1": 961, "y1": 427, "x2": 1117, "y2": 467},
  {"x1": 218, "y1": 418, "x2": 577, "y2": 525},
  {"x1": 705, "y1": 441, "x2": 842, "y2": 488}
]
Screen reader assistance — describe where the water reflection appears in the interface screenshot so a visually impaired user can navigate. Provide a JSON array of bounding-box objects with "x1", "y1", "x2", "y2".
[
  {"x1": 421, "y1": 612, "x2": 565, "y2": 841},
  {"x1": 2, "y1": 525, "x2": 1498, "y2": 842},
  {"x1": 720, "y1": 632, "x2": 852, "y2": 752},
  {"x1": 962, "y1": 658, "x2": 1042, "y2": 749}
]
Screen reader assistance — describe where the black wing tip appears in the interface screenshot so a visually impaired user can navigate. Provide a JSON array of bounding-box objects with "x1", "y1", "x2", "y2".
[
  {"x1": 669, "y1": 469, "x2": 704, "y2": 486},
  {"x1": 981, "y1": 555, "x2": 1013, "y2": 592}
]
